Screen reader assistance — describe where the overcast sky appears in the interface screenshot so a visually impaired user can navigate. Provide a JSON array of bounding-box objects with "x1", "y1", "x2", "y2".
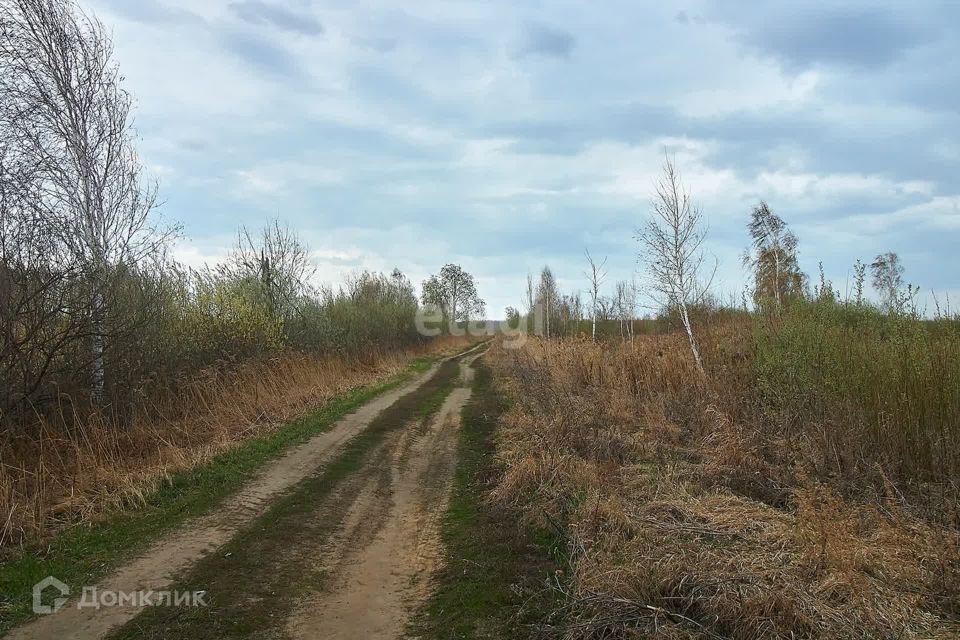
[{"x1": 88, "y1": 0, "x2": 959, "y2": 317}]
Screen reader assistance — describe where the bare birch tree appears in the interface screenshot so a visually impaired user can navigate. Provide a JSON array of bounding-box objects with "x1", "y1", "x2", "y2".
[
  {"x1": 615, "y1": 280, "x2": 637, "y2": 341},
  {"x1": 536, "y1": 266, "x2": 558, "y2": 338},
  {"x1": 636, "y1": 154, "x2": 713, "y2": 375},
  {"x1": 626, "y1": 277, "x2": 639, "y2": 342},
  {"x1": 870, "y1": 251, "x2": 916, "y2": 314},
  {"x1": 1, "y1": 0, "x2": 175, "y2": 401},
  {"x1": 0, "y1": 131, "x2": 89, "y2": 413},
  {"x1": 525, "y1": 271, "x2": 535, "y2": 333},
  {"x1": 583, "y1": 249, "x2": 607, "y2": 341},
  {"x1": 570, "y1": 290, "x2": 582, "y2": 335}
]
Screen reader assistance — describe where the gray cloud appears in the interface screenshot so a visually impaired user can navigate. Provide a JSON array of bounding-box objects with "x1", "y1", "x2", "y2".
[
  {"x1": 178, "y1": 138, "x2": 208, "y2": 153},
  {"x1": 484, "y1": 93, "x2": 959, "y2": 196},
  {"x1": 98, "y1": 0, "x2": 959, "y2": 315},
  {"x1": 220, "y1": 31, "x2": 306, "y2": 79},
  {"x1": 514, "y1": 22, "x2": 576, "y2": 59},
  {"x1": 228, "y1": 0, "x2": 324, "y2": 36},
  {"x1": 353, "y1": 36, "x2": 398, "y2": 53},
  {"x1": 97, "y1": 0, "x2": 202, "y2": 26},
  {"x1": 674, "y1": 10, "x2": 705, "y2": 25},
  {"x1": 724, "y1": 5, "x2": 932, "y2": 70},
  {"x1": 485, "y1": 103, "x2": 680, "y2": 155}
]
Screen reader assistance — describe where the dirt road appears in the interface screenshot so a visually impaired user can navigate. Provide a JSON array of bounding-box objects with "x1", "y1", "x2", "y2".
[
  {"x1": 287, "y1": 358, "x2": 476, "y2": 639},
  {"x1": 9, "y1": 345, "x2": 485, "y2": 640}
]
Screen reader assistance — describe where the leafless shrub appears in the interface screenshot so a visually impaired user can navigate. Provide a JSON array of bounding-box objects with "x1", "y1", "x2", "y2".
[{"x1": 221, "y1": 220, "x2": 317, "y2": 321}]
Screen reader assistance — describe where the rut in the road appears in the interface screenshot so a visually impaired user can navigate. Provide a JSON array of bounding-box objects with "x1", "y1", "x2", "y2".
[
  {"x1": 7, "y1": 345, "x2": 482, "y2": 640},
  {"x1": 286, "y1": 356, "x2": 477, "y2": 640}
]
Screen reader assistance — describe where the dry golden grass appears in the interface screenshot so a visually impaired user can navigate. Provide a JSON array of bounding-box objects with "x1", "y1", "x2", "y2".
[
  {"x1": 0, "y1": 336, "x2": 470, "y2": 550},
  {"x1": 488, "y1": 331, "x2": 960, "y2": 639}
]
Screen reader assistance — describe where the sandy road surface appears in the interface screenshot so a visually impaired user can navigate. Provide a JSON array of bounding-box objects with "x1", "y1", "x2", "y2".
[{"x1": 286, "y1": 351, "x2": 480, "y2": 639}]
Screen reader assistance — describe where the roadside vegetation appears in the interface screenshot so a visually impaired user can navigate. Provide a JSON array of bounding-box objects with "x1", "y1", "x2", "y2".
[
  {"x1": 491, "y1": 159, "x2": 959, "y2": 638},
  {"x1": 491, "y1": 309, "x2": 959, "y2": 638},
  {"x1": 0, "y1": 349, "x2": 463, "y2": 635}
]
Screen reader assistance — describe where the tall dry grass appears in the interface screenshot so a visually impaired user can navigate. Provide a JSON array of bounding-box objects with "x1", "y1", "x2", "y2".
[
  {"x1": 0, "y1": 336, "x2": 469, "y2": 551},
  {"x1": 488, "y1": 321, "x2": 960, "y2": 639}
]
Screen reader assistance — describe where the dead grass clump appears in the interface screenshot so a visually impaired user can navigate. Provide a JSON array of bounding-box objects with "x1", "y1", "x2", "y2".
[
  {"x1": 491, "y1": 405, "x2": 610, "y2": 529},
  {"x1": 486, "y1": 332, "x2": 960, "y2": 639},
  {"x1": 0, "y1": 336, "x2": 469, "y2": 551},
  {"x1": 561, "y1": 478, "x2": 960, "y2": 638},
  {"x1": 699, "y1": 408, "x2": 793, "y2": 508}
]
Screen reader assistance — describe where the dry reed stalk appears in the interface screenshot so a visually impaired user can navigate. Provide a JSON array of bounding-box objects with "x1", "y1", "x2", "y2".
[{"x1": 0, "y1": 336, "x2": 470, "y2": 551}]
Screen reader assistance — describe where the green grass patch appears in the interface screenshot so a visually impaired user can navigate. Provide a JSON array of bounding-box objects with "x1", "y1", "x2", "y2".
[
  {"x1": 416, "y1": 364, "x2": 459, "y2": 417},
  {"x1": 409, "y1": 355, "x2": 437, "y2": 373},
  {"x1": 409, "y1": 359, "x2": 563, "y2": 640},
  {"x1": 0, "y1": 353, "x2": 447, "y2": 637}
]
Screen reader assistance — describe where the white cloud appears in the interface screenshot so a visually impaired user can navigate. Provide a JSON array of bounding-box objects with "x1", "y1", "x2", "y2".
[
  {"x1": 842, "y1": 196, "x2": 960, "y2": 233},
  {"x1": 171, "y1": 239, "x2": 231, "y2": 271},
  {"x1": 232, "y1": 162, "x2": 343, "y2": 197}
]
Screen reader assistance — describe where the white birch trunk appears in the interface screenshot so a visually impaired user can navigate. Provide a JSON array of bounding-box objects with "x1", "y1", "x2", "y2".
[
  {"x1": 679, "y1": 301, "x2": 704, "y2": 375},
  {"x1": 91, "y1": 288, "x2": 105, "y2": 402}
]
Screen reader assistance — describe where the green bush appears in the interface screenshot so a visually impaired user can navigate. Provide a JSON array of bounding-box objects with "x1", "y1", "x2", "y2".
[
  {"x1": 754, "y1": 299, "x2": 960, "y2": 482},
  {"x1": 285, "y1": 270, "x2": 422, "y2": 357},
  {"x1": 175, "y1": 276, "x2": 284, "y2": 366}
]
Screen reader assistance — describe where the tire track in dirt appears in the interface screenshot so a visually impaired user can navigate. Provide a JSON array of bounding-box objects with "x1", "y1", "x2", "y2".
[
  {"x1": 4, "y1": 352, "x2": 471, "y2": 640},
  {"x1": 285, "y1": 350, "x2": 482, "y2": 640},
  {"x1": 95, "y1": 347, "x2": 483, "y2": 639}
]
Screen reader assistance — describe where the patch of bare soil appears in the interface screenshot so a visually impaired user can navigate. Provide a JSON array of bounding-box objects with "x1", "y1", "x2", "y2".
[
  {"x1": 5, "y1": 365, "x2": 442, "y2": 640},
  {"x1": 285, "y1": 353, "x2": 480, "y2": 640}
]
